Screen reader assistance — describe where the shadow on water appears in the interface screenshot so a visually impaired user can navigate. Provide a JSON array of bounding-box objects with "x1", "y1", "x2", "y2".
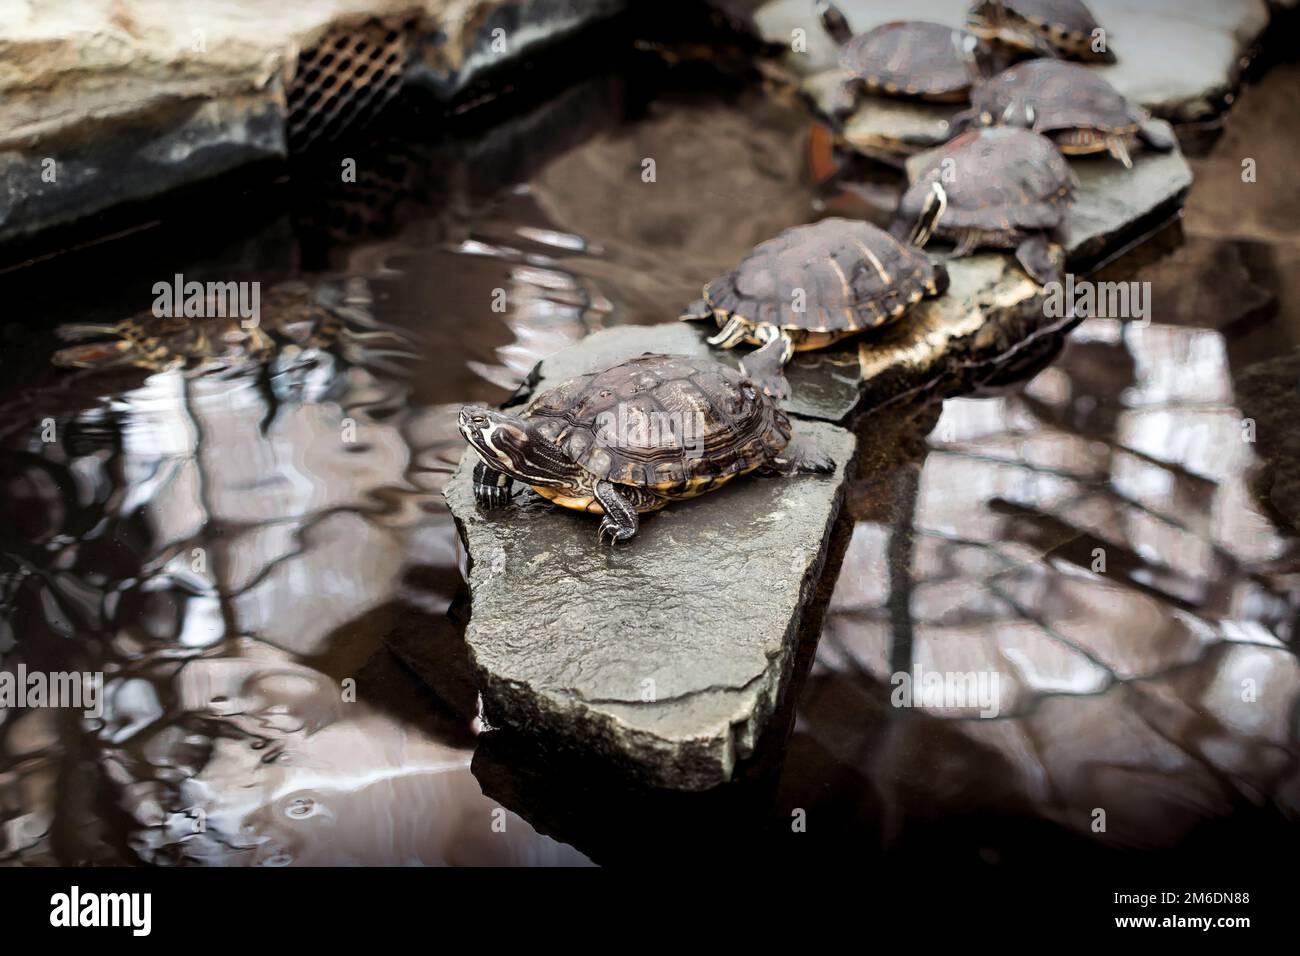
[{"x1": 1, "y1": 17, "x2": 1298, "y2": 869}]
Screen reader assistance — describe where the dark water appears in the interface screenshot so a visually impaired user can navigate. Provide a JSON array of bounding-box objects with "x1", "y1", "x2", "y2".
[{"x1": 0, "y1": 38, "x2": 1297, "y2": 867}]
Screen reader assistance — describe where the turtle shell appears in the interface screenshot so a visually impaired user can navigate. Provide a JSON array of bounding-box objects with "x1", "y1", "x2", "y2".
[
  {"x1": 841, "y1": 21, "x2": 979, "y2": 101},
  {"x1": 899, "y1": 127, "x2": 1077, "y2": 234},
  {"x1": 703, "y1": 218, "x2": 944, "y2": 335},
  {"x1": 972, "y1": 60, "x2": 1144, "y2": 135},
  {"x1": 969, "y1": 0, "x2": 1111, "y2": 60},
  {"x1": 523, "y1": 354, "x2": 791, "y2": 489}
]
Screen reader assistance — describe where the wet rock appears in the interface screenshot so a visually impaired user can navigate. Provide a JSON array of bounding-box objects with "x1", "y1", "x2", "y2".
[
  {"x1": 1235, "y1": 348, "x2": 1300, "y2": 532},
  {"x1": 0, "y1": 94, "x2": 286, "y2": 245},
  {"x1": 0, "y1": 0, "x2": 626, "y2": 244},
  {"x1": 757, "y1": 0, "x2": 1271, "y2": 123},
  {"x1": 855, "y1": 253, "x2": 1050, "y2": 408},
  {"x1": 1056, "y1": 124, "x2": 1195, "y2": 270},
  {"x1": 446, "y1": 329, "x2": 856, "y2": 789},
  {"x1": 902, "y1": 121, "x2": 1194, "y2": 272}
]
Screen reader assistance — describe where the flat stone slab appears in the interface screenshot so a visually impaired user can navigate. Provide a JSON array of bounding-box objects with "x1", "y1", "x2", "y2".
[
  {"x1": 447, "y1": 339, "x2": 855, "y2": 787},
  {"x1": 760, "y1": 0, "x2": 1271, "y2": 123},
  {"x1": 903, "y1": 120, "x2": 1194, "y2": 271}
]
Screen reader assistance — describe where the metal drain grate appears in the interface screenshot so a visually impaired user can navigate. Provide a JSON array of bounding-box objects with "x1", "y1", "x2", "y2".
[{"x1": 286, "y1": 17, "x2": 416, "y2": 153}]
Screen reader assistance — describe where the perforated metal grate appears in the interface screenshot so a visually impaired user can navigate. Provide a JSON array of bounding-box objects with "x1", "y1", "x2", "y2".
[{"x1": 286, "y1": 17, "x2": 416, "y2": 153}]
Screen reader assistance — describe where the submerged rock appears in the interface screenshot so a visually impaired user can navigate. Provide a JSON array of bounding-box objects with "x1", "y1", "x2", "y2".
[{"x1": 446, "y1": 328, "x2": 856, "y2": 789}]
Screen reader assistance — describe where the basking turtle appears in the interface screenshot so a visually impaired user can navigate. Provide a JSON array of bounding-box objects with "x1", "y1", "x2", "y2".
[
  {"x1": 957, "y1": 59, "x2": 1175, "y2": 167},
  {"x1": 681, "y1": 217, "x2": 949, "y2": 398},
  {"x1": 457, "y1": 354, "x2": 833, "y2": 544},
  {"x1": 817, "y1": 2, "x2": 982, "y2": 116},
  {"x1": 894, "y1": 127, "x2": 1078, "y2": 284},
  {"x1": 968, "y1": 0, "x2": 1115, "y2": 63},
  {"x1": 52, "y1": 281, "x2": 413, "y2": 372}
]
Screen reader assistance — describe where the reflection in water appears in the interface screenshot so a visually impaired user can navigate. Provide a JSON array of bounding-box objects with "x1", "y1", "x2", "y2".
[
  {"x1": 810, "y1": 317, "x2": 1300, "y2": 852},
  {"x1": 0, "y1": 277, "x2": 586, "y2": 865}
]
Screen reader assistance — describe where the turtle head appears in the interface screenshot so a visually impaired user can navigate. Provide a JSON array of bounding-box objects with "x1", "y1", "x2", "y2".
[
  {"x1": 815, "y1": 0, "x2": 853, "y2": 45},
  {"x1": 458, "y1": 406, "x2": 584, "y2": 490},
  {"x1": 907, "y1": 181, "x2": 948, "y2": 248}
]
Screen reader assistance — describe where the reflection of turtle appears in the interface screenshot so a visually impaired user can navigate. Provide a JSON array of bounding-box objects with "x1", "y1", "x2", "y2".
[
  {"x1": 895, "y1": 127, "x2": 1077, "y2": 284},
  {"x1": 457, "y1": 355, "x2": 833, "y2": 544},
  {"x1": 957, "y1": 59, "x2": 1176, "y2": 167},
  {"x1": 968, "y1": 0, "x2": 1115, "y2": 63},
  {"x1": 681, "y1": 218, "x2": 948, "y2": 398},
  {"x1": 818, "y1": 2, "x2": 982, "y2": 116},
  {"x1": 52, "y1": 281, "x2": 412, "y2": 372}
]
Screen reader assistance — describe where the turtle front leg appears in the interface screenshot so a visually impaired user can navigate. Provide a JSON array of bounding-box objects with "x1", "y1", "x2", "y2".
[
  {"x1": 1014, "y1": 233, "x2": 1065, "y2": 286},
  {"x1": 827, "y1": 77, "x2": 862, "y2": 120},
  {"x1": 594, "y1": 480, "x2": 642, "y2": 545},
  {"x1": 680, "y1": 298, "x2": 713, "y2": 322},
  {"x1": 473, "y1": 460, "x2": 515, "y2": 508},
  {"x1": 765, "y1": 437, "x2": 835, "y2": 476}
]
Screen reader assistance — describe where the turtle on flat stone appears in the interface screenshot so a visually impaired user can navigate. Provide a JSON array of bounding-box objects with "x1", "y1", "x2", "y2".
[
  {"x1": 968, "y1": 0, "x2": 1115, "y2": 63},
  {"x1": 894, "y1": 127, "x2": 1078, "y2": 284},
  {"x1": 817, "y1": 1, "x2": 982, "y2": 117},
  {"x1": 680, "y1": 217, "x2": 949, "y2": 399},
  {"x1": 955, "y1": 59, "x2": 1177, "y2": 167},
  {"x1": 457, "y1": 354, "x2": 833, "y2": 544}
]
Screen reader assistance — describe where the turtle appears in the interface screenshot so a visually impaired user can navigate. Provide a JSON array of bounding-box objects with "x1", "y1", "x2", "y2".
[
  {"x1": 680, "y1": 217, "x2": 949, "y2": 398},
  {"x1": 954, "y1": 59, "x2": 1176, "y2": 167},
  {"x1": 457, "y1": 354, "x2": 833, "y2": 544},
  {"x1": 817, "y1": 2, "x2": 983, "y2": 117},
  {"x1": 893, "y1": 127, "x2": 1078, "y2": 285},
  {"x1": 51, "y1": 280, "x2": 414, "y2": 372},
  {"x1": 967, "y1": 0, "x2": 1115, "y2": 63}
]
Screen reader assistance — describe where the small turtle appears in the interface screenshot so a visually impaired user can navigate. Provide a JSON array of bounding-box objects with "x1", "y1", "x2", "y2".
[
  {"x1": 956, "y1": 59, "x2": 1176, "y2": 167},
  {"x1": 894, "y1": 127, "x2": 1078, "y2": 285},
  {"x1": 817, "y1": 1, "x2": 982, "y2": 116},
  {"x1": 457, "y1": 354, "x2": 833, "y2": 544},
  {"x1": 967, "y1": 0, "x2": 1115, "y2": 63},
  {"x1": 680, "y1": 217, "x2": 949, "y2": 398}
]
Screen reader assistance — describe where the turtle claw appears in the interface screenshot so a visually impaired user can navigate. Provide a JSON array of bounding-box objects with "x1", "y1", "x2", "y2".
[
  {"x1": 597, "y1": 517, "x2": 634, "y2": 546},
  {"x1": 472, "y1": 461, "x2": 514, "y2": 509}
]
